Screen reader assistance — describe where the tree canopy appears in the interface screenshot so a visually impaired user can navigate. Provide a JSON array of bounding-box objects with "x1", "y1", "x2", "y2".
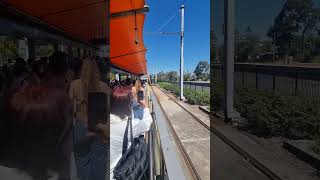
[
  {"x1": 267, "y1": 0, "x2": 320, "y2": 61},
  {"x1": 194, "y1": 61, "x2": 210, "y2": 81}
]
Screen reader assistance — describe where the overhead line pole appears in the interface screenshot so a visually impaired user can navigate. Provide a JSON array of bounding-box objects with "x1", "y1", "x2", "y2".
[
  {"x1": 146, "y1": 5, "x2": 185, "y2": 100},
  {"x1": 224, "y1": 0, "x2": 235, "y2": 121},
  {"x1": 180, "y1": 5, "x2": 185, "y2": 100}
]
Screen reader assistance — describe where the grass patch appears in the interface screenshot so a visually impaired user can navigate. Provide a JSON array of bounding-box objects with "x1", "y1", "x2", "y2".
[
  {"x1": 158, "y1": 82, "x2": 209, "y2": 106},
  {"x1": 311, "y1": 136, "x2": 320, "y2": 155}
]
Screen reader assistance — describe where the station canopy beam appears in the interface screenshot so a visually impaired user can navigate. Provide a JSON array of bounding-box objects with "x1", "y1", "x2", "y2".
[{"x1": 110, "y1": 6, "x2": 149, "y2": 19}]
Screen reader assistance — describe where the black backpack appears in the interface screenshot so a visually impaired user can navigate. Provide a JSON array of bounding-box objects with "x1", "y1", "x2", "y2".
[{"x1": 113, "y1": 117, "x2": 149, "y2": 180}]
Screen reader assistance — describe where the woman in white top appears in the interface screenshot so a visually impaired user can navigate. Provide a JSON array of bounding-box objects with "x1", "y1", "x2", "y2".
[{"x1": 110, "y1": 85, "x2": 153, "y2": 179}]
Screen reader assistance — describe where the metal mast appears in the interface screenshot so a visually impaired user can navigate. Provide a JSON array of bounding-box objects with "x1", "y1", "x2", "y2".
[
  {"x1": 180, "y1": 5, "x2": 185, "y2": 100},
  {"x1": 224, "y1": 0, "x2": 235, "y2": 121}
]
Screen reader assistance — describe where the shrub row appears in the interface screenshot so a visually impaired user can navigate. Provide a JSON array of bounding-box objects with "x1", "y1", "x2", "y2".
[
  {"x1": 212, "y1": 82, "x2": 320, "y2": 140},
  {"x1": 158, "y1": 82, "x2": 209, "y2": 106},
  {"x1": 235, "y1": 87, "x2": 320, "y2": 139}
]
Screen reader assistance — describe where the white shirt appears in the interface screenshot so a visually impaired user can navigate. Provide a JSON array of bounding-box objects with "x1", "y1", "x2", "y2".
[{"x1": 109, "y1": 108, "x2": 153, "y2": 179}]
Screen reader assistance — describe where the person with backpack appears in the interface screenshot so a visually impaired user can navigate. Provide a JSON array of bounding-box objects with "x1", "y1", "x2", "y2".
[{"x1": 110, "y1": 85, "x2": 152, "y2": 180}]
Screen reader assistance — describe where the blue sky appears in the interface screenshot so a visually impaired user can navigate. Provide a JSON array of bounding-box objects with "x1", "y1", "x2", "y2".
[{"x1": 144, "y1": 0, "x2": 210, "y2": 74}]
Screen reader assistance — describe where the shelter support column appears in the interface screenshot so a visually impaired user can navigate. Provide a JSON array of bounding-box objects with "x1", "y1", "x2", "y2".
[
  {"x1": 57, "y1": 44, "x2": 66, "y2": 52},
  {"x1": 78, "y1": 48, "x2": 82, "y2": 58},
  {"x1": 17, "y1": 37, "x2": 29, "y2": 60},
  {"x1": 27, "y1": 39, "x2": 35, "y2": 60},
  {"x1": 67, "y1": 46, "x2": 73, "y2": 56}
]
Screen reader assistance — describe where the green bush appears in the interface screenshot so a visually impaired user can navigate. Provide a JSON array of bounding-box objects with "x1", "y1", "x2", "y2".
[
  {"x1": 311, "y1": 136, "x2": 320, "y2": 155},
  {"x1": 158, "y1": 82, "x2": 209, "y2": 106},
  {"x1": 234, "y1": 86, "x2": 320, "y2": 139},
  {"x1": 184, "y1": 89, "x2": 210, "y2": 106},
  {"x1": 211, "y1": 80, "x2": 224, "y2": 111}
]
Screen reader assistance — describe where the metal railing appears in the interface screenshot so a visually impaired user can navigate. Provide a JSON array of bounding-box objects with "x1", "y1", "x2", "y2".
[
  {"x1": 213, "y1": 63, "x2": 320, "y2": 98},
  {"x1": 147, "y1": 91, "x2": 188, "y2": 180},
  {"x1": 163, "y1": 81, "x2": 210, "y2": 93}
]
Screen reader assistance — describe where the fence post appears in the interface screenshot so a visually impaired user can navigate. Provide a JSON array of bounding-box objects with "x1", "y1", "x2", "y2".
[
  {"x1": 295, "y1": 72, "x2": 298, "y2": 95},
  {"x1": 256, "y1": 72, "x2": 258, "y2": 89},
  {"x1": 273, "y1": 74, "x2": 276, "y2": 91},
  {"x1": 242, "y1": 71, "x2": 245, "y2": 85}
]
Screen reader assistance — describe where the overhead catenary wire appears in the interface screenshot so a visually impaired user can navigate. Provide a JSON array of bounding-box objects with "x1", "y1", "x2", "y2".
[
  {"x1": 157, "y1": 11, "x2": 180, "y2": 32},
  {"x1": 146, "y1": 1, "x2": 187, "y2": 36}
]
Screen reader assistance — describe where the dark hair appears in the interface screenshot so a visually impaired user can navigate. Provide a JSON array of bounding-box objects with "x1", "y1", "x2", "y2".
[
  {"x1": 2, "y1": 82, "x2": 73, "y2": 178},
  {"x1": 48, "y1": 51, "x2": 68, "y2": 75},
  {"x1": 12, "y1": 58, "x2": 27, "y2": 76},
  {"x1": 32, "y1": 59, "x2": 46, "y2": 78},
  {"x1": 125, "y1": 78, "x2": 132, "y2": 86}
]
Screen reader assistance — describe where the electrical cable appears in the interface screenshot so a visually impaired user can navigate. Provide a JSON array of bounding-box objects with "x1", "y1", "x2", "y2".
[{"x1": 157, "y1": 11, "x2": 179, "y2": 32}]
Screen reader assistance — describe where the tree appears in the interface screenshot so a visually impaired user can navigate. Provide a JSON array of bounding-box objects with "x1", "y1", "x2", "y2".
[
  {"x1": 268, "y1": 0, "x2": 320, "y2": 62},
  {"x1": 38, "y1": 45, "x2": 54, "y2": 57},
  {"x1": 167, "y1": 71, "x2": 178, "y2": 82},
  {"x1": 194, "y1": 61, "x2": 210, "y2": 81},
  {"x1": 184, "y1": 71, "x2": 192, "y2": 81},
  {"x1": 0, "y1": 38, "x2": 18, "y2": 62},
  {"x1": 235, "y1": 27, "x2": 260, "y2": 62},
  {"x1": 157, "y1": 71, "x2": 167, "y2": 81}
]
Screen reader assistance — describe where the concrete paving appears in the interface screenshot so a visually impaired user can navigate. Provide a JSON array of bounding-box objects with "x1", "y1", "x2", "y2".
[{"x1": 213, "y1": 117, "x2": 320, "y2": 180}]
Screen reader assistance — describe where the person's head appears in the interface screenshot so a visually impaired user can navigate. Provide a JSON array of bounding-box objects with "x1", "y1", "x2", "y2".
[
  {"x1": 12, "y1": 58, "x2": 26, "y2": 76},
  {"x1": 5, "y1": 83, "x2": 72, "y2": 178},
  {"x1": 32, "y1": 59, "x2": 46, "y2": 78},
  {"x1": 80, "y1": 58, "x2": 101, "y2": 99},
  {"x1": 48, "y1": 51, "x2": 68, "y2": 75},
  {"x1": 111, "y1": 85, "x2": 133, "y2": 118},
  {"x1": 27, "y1": 58, "x2": 34, "y2": 66},
  {"x1": 135, "y1": 79, "x2": 142, "y2": 91},
  {"x1": 72, "y1": 57, "x2": 82, "y2": 69},
  {"x1": 125, "y1": 78, "x2": 132, "y2": 87}
]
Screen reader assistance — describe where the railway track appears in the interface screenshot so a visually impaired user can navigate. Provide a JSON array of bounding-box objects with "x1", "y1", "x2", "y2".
[
  {"x1": 153, "y1": 86, "x2": 281, "y2": 180},
  {"x1": 152, "y1": 87, "x2": 202, "y2": 180}
]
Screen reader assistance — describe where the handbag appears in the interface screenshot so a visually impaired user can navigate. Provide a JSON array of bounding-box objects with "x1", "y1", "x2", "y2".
[{"x1": 113, "y1": 117, "x2": 149, "y2": 180}]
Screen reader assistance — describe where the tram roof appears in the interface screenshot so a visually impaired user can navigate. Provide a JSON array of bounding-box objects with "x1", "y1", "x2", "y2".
[
  {"x1": 2, "y1": 0, "x2": 107, "y2": 44},
  {"x1": 110, "y1": 0, "x2": 148, "y2": 75}
]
